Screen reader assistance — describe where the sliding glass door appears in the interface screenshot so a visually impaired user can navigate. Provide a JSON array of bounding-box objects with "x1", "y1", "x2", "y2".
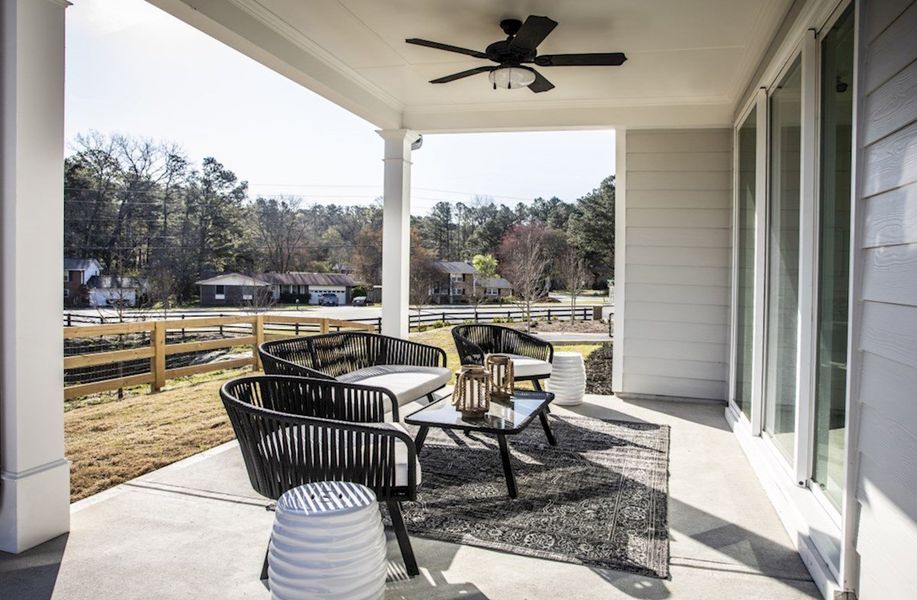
[
  {"x1": 813, "y1": 5, "x2": 854, "y2": 510},
  {"x1": 734, "y1": 108, "x2": 757, "y2": 419},
  {"x1": 764, "y1": 57, "x2": 802, "y2": 463}
]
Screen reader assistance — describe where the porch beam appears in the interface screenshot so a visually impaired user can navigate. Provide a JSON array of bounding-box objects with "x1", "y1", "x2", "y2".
[
  {"x1": 0, "y1": 0, "x2": 71, "y2": 552},
  {"x1": 377, "y1": 129, "x2": 416, "y2": 338}
]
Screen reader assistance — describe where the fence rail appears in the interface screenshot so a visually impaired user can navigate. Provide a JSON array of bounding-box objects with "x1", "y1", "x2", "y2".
[
  {"x1": 63, "y1": 315, "x2": 375, "y2": 400},
  {"x1": 63, "y1": 305, "x2": 599, "y2": 331},
  {"x1": 406, "y1": 305, "x2": 595, "y2": 328},
  {"x1": 62, "y1": 305, "x2": 600, "y2": 400}
]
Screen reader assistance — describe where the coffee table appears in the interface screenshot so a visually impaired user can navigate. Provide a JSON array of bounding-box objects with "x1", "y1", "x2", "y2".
[{"x1": 404, "y1": 390, "x2": 556, "y2": 498}]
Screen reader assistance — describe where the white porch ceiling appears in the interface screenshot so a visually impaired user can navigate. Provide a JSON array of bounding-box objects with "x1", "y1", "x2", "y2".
[{"x1": 147, "y1": 0, "x2": 792, "y2": 132}]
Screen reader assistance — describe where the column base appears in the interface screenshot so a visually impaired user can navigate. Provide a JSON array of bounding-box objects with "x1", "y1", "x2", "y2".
[{"x1": 0, "y1": 458, "x2": 70, "y2": 553}]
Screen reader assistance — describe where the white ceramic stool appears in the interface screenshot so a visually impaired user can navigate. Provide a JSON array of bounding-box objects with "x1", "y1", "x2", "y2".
[
  {"x1": 268, "y1": 481, "x2": 387, "y2": 600},
  {"x1": 546, "y1": 351, "x2": 586, "y2": 406}
]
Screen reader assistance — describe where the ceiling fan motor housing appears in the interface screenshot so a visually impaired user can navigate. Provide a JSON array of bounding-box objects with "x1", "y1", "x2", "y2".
[
  {"x1": 499, "y1": 18, "x2": 523, "y2": 36},
  {"x1": 485, "y1": 40, "x2": 535, "y2": 64}
]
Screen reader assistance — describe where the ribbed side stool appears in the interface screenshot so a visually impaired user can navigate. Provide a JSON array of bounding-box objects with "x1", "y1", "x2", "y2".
[
  {"x1": 546, "y1": 351, "x2": 587, "y2": 406},
  {"x1": 268, "y1": 481, "x2": 387, "y2": 600}
]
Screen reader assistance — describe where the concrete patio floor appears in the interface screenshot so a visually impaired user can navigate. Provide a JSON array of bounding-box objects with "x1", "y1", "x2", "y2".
[{"x1": 1, "y1": 394, "x2": 819, "y2": 600}]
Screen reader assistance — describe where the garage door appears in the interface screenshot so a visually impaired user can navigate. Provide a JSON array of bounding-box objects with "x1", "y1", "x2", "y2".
[{"x1": 309, "y1": 286, "x2": 346, "y2": 304}]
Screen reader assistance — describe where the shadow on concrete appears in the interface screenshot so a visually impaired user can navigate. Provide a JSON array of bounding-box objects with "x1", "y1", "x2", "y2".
[
  {"x1": 384, "y1": 534, "x2": 491, "y2": 599},
  {"x1": 0, "y1": 533, "x2": 68, "y2": 600},
  {"x1": 565, "y1": 396, "x2": 732, "y2": 432}
]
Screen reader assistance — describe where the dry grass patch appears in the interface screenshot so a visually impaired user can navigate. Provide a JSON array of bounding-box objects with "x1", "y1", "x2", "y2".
[
  {"x1": 66, "y1": 373, "x2": 241, "y2": 501},
  {"x1": 409, "y1": 326, "x2": 601, "y2": 386}
]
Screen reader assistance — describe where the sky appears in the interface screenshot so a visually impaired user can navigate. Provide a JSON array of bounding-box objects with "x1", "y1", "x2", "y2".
[{"x1": 65, "y1": 0, "x2": 615, "y2": 215}]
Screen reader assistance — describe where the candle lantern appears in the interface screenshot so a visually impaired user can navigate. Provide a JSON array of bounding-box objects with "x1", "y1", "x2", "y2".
[
  {"x1": 452, "y1": 365, "x2": 491, "y2": 417},
  {"x1": 485, "y1": 354, "x2": 515, "y2": 400}
]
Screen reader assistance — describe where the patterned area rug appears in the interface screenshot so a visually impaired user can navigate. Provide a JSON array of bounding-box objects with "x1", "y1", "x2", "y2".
[{"x1": 398, "y1": 415, "x2": 671, "y2": 578}]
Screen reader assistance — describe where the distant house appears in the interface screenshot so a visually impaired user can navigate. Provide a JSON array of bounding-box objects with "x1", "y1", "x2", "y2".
[
  {"x1": 196, "y1": 272, "x2": 357, "y2": 306},
  {"x1": 196, "y1": 273, "x2": 272, "y2": 307},
  {"x1": 476, "y1": 277, "x2": 513, "y2": 300},
  {"x1": 86, "y1": 275, "x2": 145, "y2": 308},
  {"x1": 431, "y1": 261, "x2": 512, "y2": 304},
  {"x1": 258, "y1": 272, "x2": 357, "y2": 305},
  {"x1": 64, "y1": 258, "x2": 101, "y2": 306}
]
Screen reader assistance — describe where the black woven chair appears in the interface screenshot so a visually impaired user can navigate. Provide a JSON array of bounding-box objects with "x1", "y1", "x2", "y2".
[
  {"x1": 220, "y1": 375, "x2": 420, "y2": 578},
  {"x1": 451, "y1": 324, "x2": 555, "y2": 390},
  {"x1": 259, "y1": 332, "x2": 449, "y2": 409}
]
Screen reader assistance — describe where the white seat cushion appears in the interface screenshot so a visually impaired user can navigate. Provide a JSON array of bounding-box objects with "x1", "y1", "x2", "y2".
[
  {"x1": 486, "y1": 353, "x2": 552, "y2": 378},
  {"x1": 338, "y1": 365, "x2": 451, "y2": 407},
  {"x1": 386, "y1": 422, "x2": 422, "y2": 486}
]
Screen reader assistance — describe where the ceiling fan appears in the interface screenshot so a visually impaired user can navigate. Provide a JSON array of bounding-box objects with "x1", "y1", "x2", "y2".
[{"x1": 405, "y1": 15, "x2": 626, "y2": 93}]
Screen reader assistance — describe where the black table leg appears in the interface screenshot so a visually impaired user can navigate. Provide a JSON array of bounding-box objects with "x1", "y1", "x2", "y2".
[
  {"x1": 497, "y1": 434, "x2": 517, "y2": 499},
  {"x1": 539, "y1": 411, "x2": 557, "y2": 446},
  {"x1": 414, "y1": 426, "x2": 429, "y2": 453}
]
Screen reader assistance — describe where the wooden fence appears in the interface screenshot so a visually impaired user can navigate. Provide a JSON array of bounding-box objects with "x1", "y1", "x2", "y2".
[
  {"x1": 63, "y1": 305, "x2": 600, "y2": 331},
  {"x1": 63, "y1": 315, "x2": 375, "y2": 400}
]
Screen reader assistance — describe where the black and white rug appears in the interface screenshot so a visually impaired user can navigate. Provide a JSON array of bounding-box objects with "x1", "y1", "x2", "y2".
[{"x1": 398, "y1": 415, "x2": 671, "y2": 578}]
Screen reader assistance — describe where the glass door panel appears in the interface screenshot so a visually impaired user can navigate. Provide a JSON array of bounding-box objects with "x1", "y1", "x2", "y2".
[
  {"x1": 813, "y1": 5, "x2": 854, "y2": 510},
  {"x1": 734, "y1": 108, "x2": 757, "y2": 419},
  {"x1": 764, "y1": 58, "x2": 802, "y2": 463}
]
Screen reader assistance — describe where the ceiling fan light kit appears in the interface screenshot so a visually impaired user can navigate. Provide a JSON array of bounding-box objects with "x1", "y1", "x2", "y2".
[
  {"x1": 489, "y1": 66, "x2": 536, "y2": 90},
  {"x1": 406, "y1": 14, "x2": 626, "y2": 94}
]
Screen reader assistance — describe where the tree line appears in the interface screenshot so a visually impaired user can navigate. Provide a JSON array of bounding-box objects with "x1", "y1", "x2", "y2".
[{"x1": 64, "y1": 132, "x2": 615, "y2": 305}]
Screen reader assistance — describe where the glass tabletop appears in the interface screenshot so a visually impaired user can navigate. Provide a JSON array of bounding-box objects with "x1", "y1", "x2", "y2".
[{"x1": 404, "y1": 389, "x2": 554, "y2": 434}]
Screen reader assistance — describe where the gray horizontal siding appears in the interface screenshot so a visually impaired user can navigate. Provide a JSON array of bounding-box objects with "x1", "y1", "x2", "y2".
[
  {"x1": 621, "y1": 128, "x2": 732, "y2": 401},
  {"x1": 854, "y1": 1, "x2": 917, "y2": 598}
]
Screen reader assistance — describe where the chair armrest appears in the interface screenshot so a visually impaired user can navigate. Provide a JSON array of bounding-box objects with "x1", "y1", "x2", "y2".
[
  {"x1": 502, "y1": 328, "x2": 554, "y2": 363},
  {"x1": 380, "y1": 335, "x2": 447, "y2": 368}
]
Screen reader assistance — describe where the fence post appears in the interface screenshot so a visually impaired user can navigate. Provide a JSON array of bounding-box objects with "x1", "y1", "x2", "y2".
[
  {"x1": 253, "y1": 315, "x2": 264, "y2": 371},
  {"x1": 320, "y1": 318, "x2": 329, "y2": 334},
  {"x1": 152, "y1": 321, "x2": 166, "y2": 393}
]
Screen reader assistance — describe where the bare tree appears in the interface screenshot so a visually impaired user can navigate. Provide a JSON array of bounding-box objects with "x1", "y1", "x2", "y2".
[
  {"x1": 468, "y1": 253, "x2": 499, "y2": 316},
  {"x1": 240, "y1": 283, "x2": 276, "y2": 314},
  {"x1": 561, "y1": 252, "x2": 591, "y2": 321},
  {"x1": 501, "y1": 225, "x2": 549, "y2": 331},
  {"x1": 409, "y1": 231, "x2": 439, "y2": 325},
  {"x1": 254, "y1": 196, "x2": 308, "y2": 272}
]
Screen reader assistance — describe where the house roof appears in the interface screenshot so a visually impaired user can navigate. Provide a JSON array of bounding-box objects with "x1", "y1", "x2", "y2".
[
  {"x1": 478, "y1": 277, "x2": 512, "y2": 289},
  {"x1": 64, "y1": 258, "x2": 101, "y2": 271},
  {"x1": 195, "y1": 273, "x2": 271, "y2": 287},
  {"x1": 87, "y1": 275, "x2": 143, "y2": 290},
  {"x1": 433, "y1": 261, "x2": 476, "y2": 274},
  {"x1": 258, "y1": 272, "x2": 356, "y2": 286}
]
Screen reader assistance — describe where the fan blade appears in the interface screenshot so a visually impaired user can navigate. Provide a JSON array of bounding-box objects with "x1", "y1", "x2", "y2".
[
  {"x1": 528, "y1": 70, "x2": 555, "y2": 93},
  {"x1": 535, "y1": 53, "x2": 627, "y2": 67},
  {"x1": 406, "y1": 38, "x2": 488, "y2": 60},
  {"x1": 509, "y1": 15, "x2": 557, "y2": 52},
  {"x1": 430, "y1": 66, "x2": 496, "y2": 84}
]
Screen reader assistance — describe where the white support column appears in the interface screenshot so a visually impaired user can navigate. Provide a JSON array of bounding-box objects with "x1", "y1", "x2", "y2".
[
  {"x1": 377, "y1": 129, "x2": 415, "y2": 338},
  {"x1": 611, "y1": 129, "x2": 626, "y2": 393},
  {"x1": 0, "y1": 0, "x2": 71, "y2": 553}
]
